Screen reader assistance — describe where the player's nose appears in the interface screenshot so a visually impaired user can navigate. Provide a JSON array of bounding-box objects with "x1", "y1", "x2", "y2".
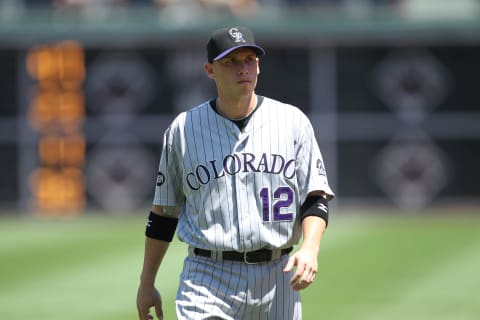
[
  {"x1": 236, "y1": 60, "x2": 251, "y2": 74},
  {"x1": 237, "y1": 65, "x2": 249, "y2": 75}
]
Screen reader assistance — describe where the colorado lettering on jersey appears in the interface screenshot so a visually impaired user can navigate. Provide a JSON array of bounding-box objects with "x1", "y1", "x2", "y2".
[{"x1": 186, "y1": 152, "x2": 296, "y2": 190}]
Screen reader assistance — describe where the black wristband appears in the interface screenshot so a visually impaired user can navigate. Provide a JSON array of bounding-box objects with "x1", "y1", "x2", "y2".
[
  {"x1": 300, "y1": 195, "x2": 329, "y2": 226},
  {"x1": 145, "y1": 211, "x2": 179, "y2": 242}
]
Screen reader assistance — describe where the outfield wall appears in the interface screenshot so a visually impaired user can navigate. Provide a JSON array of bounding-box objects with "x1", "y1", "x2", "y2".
[{"x1": 1, "y1": 3, "x2": 479, "y2": 214}]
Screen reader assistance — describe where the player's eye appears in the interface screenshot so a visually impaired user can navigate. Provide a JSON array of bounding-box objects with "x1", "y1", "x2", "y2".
[
  {"x1": 220, "y1": 55, "x2": 257, "y2": 67},
  {"x1": 245, "y1": 56, "x2": 257, "y2": 64},
  {"x1": 222, "y1": 58, "x2": 235, "y2": 66}
]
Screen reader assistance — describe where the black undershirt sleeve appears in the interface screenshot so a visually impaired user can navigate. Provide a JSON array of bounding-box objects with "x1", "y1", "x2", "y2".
[
  {"x1": 145, "y1": 211, "x2": 179, "y2": 242},
  {"x1": 299, "y1": 195, "x2": 329, "y2": 227}
]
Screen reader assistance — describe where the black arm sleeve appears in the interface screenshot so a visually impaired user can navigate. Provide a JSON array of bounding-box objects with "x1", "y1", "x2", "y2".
[
  {"x1": 299, "y1": 195, "x2": 329, "y2": 227},
  {"x1": 145, "y1": 211, "x2": 179, "y2": 242}
]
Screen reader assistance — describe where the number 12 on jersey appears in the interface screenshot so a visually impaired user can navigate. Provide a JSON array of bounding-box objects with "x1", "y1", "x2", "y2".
[{"x1": 260, "y1": 186, "x2": 294, "y2": 222}]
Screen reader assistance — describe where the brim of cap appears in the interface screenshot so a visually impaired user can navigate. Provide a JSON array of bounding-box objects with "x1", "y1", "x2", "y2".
[{"x1": 213, "y1": 44, "x2": 266, "y2": 61}]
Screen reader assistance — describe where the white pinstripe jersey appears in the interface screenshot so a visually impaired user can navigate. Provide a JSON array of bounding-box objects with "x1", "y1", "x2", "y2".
[{"x1": 153, "y1": 96, "x2": 334, "y2": 252}]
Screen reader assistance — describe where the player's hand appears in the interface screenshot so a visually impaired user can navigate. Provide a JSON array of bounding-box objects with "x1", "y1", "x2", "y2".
[
  {"x1": 283, "y1": 248, "x2": 318, "y2": 291},
  {"x1": 136, "y1": 285, "x2": 163, "y2": 320}
]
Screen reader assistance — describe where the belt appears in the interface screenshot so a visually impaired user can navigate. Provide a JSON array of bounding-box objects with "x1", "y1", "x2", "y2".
[{"x1": 193, "y1": 247, "x2": 293, "y2": 265}]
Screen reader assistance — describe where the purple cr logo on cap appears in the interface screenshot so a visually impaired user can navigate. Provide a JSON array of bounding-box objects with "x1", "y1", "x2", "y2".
[{"x1": 228, "y1": 28, "x2": 247, "y2": 44}]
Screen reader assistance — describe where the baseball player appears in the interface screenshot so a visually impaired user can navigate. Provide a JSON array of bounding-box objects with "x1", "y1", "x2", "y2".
[{"x1": 136, "y1": 26, "x2": 334, "y2": 320}]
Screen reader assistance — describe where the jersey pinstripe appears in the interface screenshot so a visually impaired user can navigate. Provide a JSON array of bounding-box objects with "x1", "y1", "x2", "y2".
[
  {"x1": 176, "y1": 254, "x2": 301, "y2": 319},
  {"x1": 153, "y1": 96, "x2": 334, "y2": 252}
]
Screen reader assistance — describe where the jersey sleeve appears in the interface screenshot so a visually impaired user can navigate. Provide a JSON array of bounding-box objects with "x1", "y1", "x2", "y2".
[
  {"x1": 296, "y1": 114, "x2": 335, "y2": 204},
  {"x1": 153, "y1": 125, "x2": 185, "y2": 215}
]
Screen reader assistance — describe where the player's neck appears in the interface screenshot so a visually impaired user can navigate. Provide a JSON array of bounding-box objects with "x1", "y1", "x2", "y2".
[{"x1": 216, "y1": 94, "x2": 257, "y2": 120}]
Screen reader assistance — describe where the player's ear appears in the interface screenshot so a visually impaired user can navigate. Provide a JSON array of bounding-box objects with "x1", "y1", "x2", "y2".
[{"x1": 204, "y1": 62, "x2": 215, "y2": 79}]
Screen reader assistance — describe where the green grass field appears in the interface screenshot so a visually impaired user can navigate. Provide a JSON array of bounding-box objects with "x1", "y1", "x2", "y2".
[{"x1": 1, "y1": 209, "x2": 480, "y2": 320}]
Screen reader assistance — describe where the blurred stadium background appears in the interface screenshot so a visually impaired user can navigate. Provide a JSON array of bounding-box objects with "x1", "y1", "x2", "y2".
[{"x1": 1, "y1": 0, "x2": 479, "y2": 319}]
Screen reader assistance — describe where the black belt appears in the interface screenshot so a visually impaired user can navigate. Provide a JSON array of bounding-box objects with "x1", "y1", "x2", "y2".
[{"x1": 193, "y1": 247, "x2": 293, "y2": 264}]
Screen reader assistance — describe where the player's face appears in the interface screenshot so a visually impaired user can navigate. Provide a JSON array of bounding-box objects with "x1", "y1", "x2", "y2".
[{"x1": 206, "y1": 48, "x2": 260, "y2": 98}]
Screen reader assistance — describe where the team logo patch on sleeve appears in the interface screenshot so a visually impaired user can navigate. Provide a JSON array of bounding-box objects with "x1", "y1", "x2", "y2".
[
  {"x1": 156, "y1": 172, "x2": 166, "y2": 186},
  {"x1": 316, "y1": 159, "x2": 326, "y2": 176}
]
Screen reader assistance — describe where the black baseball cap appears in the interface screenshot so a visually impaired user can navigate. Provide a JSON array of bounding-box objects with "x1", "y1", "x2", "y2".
[{"x1": 207, "y1": 26, "x2": 266, "y2": 63}]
